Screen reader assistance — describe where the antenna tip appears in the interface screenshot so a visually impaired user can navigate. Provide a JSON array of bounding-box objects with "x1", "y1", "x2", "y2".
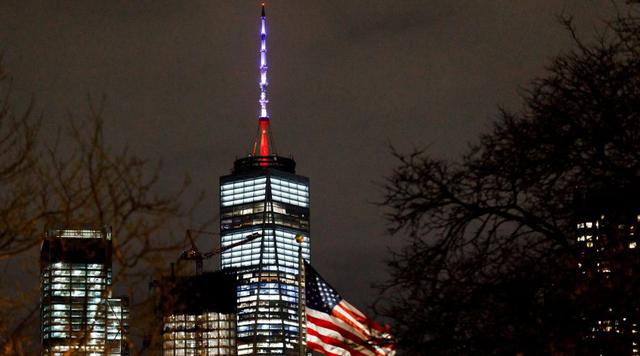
[{"x1": 261, "y1": 2, "x2": 266, "y2": 16}]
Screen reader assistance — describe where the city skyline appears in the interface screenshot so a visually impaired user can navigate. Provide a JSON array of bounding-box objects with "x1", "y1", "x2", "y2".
[
  {"x1": 0, "y1": 1, "x2": 626, "y2": 311},
  {"x1": 1, "y1": 1, "x2": 639, "y2": 354},
  {"x1": 160, "y1": 5, "x2": 389, "y2": 354}
]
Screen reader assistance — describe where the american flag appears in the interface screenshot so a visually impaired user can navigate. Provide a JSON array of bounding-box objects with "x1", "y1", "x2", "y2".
[{"x1": 305, "y1": 262, "x2": 395, "y2": 356}]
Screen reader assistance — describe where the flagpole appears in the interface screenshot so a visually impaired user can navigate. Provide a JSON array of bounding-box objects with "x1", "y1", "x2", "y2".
[{"x1": 295, "y1": 234, "x2": 306, "y2": 356}]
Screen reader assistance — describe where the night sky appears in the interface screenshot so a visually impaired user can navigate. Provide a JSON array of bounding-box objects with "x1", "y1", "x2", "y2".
[{"x1": 0, "y1": 1, "x2": 627, "y2": 313}]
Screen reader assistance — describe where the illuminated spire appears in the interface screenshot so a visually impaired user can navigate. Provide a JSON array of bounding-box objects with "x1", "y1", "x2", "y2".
[
  {"x1": 251, "y1": 2, "x2": 275, "y2": 158},
  {"x1": 259, "y1": 2, "x2": 268, "y2": 119}
]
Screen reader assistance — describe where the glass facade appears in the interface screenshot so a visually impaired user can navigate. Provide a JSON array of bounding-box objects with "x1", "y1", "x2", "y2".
[
  {"x1": 162, "y1": 313, "x2": 236, "y2": 355},
  {"x1": 40, "y1": 228, "x2": 129, "y2": 356},
  {"x1": 220, "y1": 170, "x2": 310, "y2": 355}
]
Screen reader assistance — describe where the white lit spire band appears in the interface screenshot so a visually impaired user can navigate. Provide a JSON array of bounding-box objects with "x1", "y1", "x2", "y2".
[{"x1": 259, "y1": 3, "x2": 269, "y2": 118}]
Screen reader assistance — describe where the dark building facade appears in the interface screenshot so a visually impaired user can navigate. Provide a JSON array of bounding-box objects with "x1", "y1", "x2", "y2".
[
  {"x1": 40, "y1": 228, "x2": 129, "y2": 356},
  {"x1": 575, "y1": 189, "x2": 640, "y2": 355},
  {"x1": 158, "y1": 270, "x2": 237, "y2": 355}
]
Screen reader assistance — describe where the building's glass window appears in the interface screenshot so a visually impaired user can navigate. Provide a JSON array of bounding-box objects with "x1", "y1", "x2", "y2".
[
  {"x1": 221, "y1": 177, "x2": 268, "y2": 207},
  {"x1": 220, "y1": 173, "x2": 310, "y2": 354},
  {"x1": 162, "y1": 312, "x2": 236, "y2": 355},
  {"x1": 271, "y1": 177, "x2": 309, "y2": 207}
]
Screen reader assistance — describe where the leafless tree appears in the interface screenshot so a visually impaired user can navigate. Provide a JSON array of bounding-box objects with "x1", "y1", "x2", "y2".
[
  {"x1": 0, "y1": 59, "x2": 205, "y2": 354},
  {"x1": 379, "y1": 10, "x2": 640, "y2": 356},
  {"x1": 0, "y1": 57, "x2": 39, "y2": 260}
]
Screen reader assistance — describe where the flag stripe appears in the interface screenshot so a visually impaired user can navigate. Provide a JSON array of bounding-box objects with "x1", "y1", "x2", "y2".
[
  {"x1": 340, "y1": 300, "x2": 366, "y2": 319},
  {"x1": 307, "y1": 314, "x2": 378, "y2": 355},
  {"x1": 307, "y1": 326, "x2": 375, "y2": 356},
  {"x1": 305, "y1": 262, "x2": 395, "y2": 355},
  {"x1": 307, "y1": 307, "x2": 394, "y2": 356},
  {"x1": 333, "y1": 303, "x2": 371, "y2": 337},
  {"x1": 341, "y1": 301, "x2": 389, "y2": 334},
  {"x1": 334, "y1": 303, "x2": 395, "y2": 354},
  {"x1": 308, "y1": 308, "x2": 369, "y2": 343},
  {"x1": 307, "y1": 338, "x2": 350, "y2": 356},
  {"x1": 331, "y1": 299, "x2": 393, "y2": 355},
  {"x1": 307, "y1": 314, "x2": 371, "y2": 347}
]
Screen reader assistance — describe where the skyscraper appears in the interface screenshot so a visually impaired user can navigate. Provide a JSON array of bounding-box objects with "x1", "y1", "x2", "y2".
[
  {"x1": 219, "y1": 4, "x2": 310, "y2": 355},
  {"x1": 40, "y1": 227, "x2": 129, "y2": 356}
]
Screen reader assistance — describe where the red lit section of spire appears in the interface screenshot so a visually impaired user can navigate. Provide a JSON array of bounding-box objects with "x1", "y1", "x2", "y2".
[
  {"x1": 252, "y1": 116, "x2": 275, "y2": 157},
  {"x1": 251, "y1": 2, "x2": 276, "y2": 159},
  {"x1": 259, "y1": 119, "x2": 270, "y2": 156}
]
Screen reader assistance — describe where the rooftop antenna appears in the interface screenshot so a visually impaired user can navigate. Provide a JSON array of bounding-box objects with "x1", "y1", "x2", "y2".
[{"x1": 251, "y1": 2, "x2": 277, "y2": 158}]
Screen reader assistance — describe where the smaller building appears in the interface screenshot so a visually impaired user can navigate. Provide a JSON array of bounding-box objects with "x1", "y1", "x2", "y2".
[
  {"x1": 157, "y1": 269, "x2": 237, "y2": 355},
  {"x1": 40, "y1": 227, "x2": 129, "y2": 356},
  {"x1": 575, "y1": 188, "x2": 640, "y2": 355}
]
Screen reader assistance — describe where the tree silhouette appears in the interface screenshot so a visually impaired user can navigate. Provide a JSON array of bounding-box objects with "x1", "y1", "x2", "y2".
[
  {"x1": 0, "y1": 59, "x2": 203, "y2": 354},
  {"x1": 379, "y1": 10, "x2": 640, "y2": 355}
]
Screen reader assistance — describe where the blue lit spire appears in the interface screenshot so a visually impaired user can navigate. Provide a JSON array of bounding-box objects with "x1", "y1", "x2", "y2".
[{"x1": 259, "y1": 2, "x2": 268, "y2": 119}]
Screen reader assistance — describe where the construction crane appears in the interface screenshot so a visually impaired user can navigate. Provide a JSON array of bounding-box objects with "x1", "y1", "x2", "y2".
[{"x1": 177, "y1": 229, "x2": 262, "y2": 275}]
